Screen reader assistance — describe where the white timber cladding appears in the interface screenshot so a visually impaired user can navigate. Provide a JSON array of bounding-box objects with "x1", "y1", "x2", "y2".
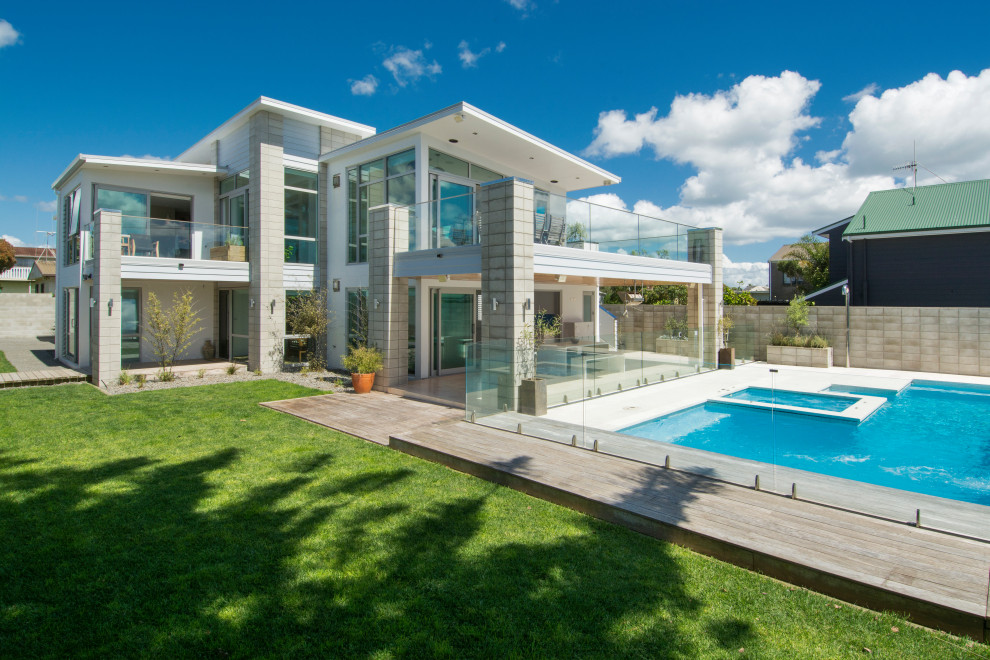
[
  {"x1": 218, "y1": 125, "x2": 250, "y2": 172},
  {"x1": 120, "y1": 257, "x2": 250, "y2": 282},
  {"x1": 283, "y1": 263, "x2": 316, "y2": 289},
  {"x1": 282, "y1": 118, "x2": 321, "y2": 160}
]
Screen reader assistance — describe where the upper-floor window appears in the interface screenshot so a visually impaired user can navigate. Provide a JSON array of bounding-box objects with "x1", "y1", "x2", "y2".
[
  {"x1": 62, "y1": 188, "x2": 81, "y2": 265},
  {"x1": 96, "y1": 186, "x2": 193, "y2": 258},
  {"x1": 284, "y1": 168, "x2": 318, "y2": 265},
  {"x1": 219, "y1": 170, "x2": 249, "y2": 250},
  {"x1": 428, "y1": 149, "x2": 501, "y2": 183},
  {"x1": 347, "y1": 148, "x2": 416, "y2": 263}
]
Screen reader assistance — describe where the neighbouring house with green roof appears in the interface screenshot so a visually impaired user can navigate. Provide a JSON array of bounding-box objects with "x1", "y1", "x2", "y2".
[{"x1": 807, "y1": 178, "x2": 990, "y2": 307}]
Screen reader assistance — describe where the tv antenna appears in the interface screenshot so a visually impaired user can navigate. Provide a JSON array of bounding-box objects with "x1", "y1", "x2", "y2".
[{"x1": 893, "y1": 141, "x2": 948, "y2": 196}]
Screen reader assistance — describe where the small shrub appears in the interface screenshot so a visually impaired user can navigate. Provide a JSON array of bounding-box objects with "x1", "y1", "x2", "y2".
[
  {"x1": 118, "y1": 370, "x2": 132, "y2": 386},
  {"x1": 226, "y1": 364, "x2": 239, "y2": 375},
  {"x1": 197, "y1": 368, "x2": 206, "y2": 379},
  {"x1": 253, "y1": 369, "x2": 262, "y2": 376},
  {"x1": 136, "y1": 374, "x2": 147, "y2": 388},
  {"x1": 342, "y1": 345, "x2": 383, "y2": 374},
  {"x1": 809, "y1": 335, "x2": 830, "y2": 349},
  {"x1": 300, "y1": 365, "x2": 311, "y2": 376},
  {"x1": 786, "y1": 295, "x2": 812, "y2": 333},
  {"x1": 158, "y1": 370, "x2": 176, "y2": 382},
  {"x1": 663, "y1": 316, "x2": 689, "y2": 339}
]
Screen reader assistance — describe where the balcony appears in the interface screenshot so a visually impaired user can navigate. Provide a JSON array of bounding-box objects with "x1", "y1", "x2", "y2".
[
  {"x1": 404, "y1": 188, "x2": 695, "y2": 261},
  {"x1": 0, "y1": 266, "x2": 31, "y2": 281},
  {"x1": 118, "y1": 217, "x2": 248, "y2": 262}
]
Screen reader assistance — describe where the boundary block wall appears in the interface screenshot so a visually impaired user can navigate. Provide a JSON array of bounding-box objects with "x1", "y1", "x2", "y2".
[
  {"x1": 0, "y1": 294, "x2": 57, "y2": 337},
  {"x1": 606, "y1": 303, "x2": 990, "y2": 377}
]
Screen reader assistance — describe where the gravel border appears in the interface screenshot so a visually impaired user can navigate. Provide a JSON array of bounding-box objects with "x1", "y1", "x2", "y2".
[{"x1": 102, "y1": 369, "x2": 353, "y2": 396}]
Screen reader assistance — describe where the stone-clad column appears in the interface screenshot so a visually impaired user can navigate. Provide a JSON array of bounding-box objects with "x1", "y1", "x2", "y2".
[
  {"x1": 92, "y1": 210, "x2": 122, "y2": 388},
  {"x1": 367, "y1": 204, "x2": 409, "y2": 390},
  {"x1": 687, "y1": 227, "x2": 723, "y2": 367},
  {"x1": 479, "y1": 178, "x2": 535, "y2": 412},
  {"x1": 248, "y1": 111, "x2": 285, "y2": 373}
]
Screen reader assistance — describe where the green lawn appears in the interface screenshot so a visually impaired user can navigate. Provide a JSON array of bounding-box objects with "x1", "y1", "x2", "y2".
[
  {"x1": 0, "y1": 382, "x2": 984, "y2": 659},
  {"x1": 0, "y1": 350, "x2": 15, "y2": 373}
]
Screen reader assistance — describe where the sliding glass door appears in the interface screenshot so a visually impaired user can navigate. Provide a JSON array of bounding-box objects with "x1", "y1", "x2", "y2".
[{"x1": 432, "y1": 289, "x2": 475, "y2": 375}]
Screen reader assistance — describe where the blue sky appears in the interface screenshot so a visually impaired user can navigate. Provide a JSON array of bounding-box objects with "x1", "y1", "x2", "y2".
[{"x1": 2, "y1": 1, "x2": 989, "y2": 284}]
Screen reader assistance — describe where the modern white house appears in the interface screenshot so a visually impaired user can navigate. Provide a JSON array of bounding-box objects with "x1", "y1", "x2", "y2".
[{"x1": 53, "y1": 97, "x2": 723, "y2": 407}]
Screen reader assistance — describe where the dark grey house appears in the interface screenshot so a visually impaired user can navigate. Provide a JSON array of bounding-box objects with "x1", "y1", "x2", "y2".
[{"x1": 807, "y1": 178, "x2": 990, "y2": 307}]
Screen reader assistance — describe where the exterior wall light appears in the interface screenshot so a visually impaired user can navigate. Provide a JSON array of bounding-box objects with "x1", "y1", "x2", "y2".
[
  {"x1": 332, "y1": 279, "x2": 341, "y2": 292},
  {"x1": 108, "y1": 298, "x2": 113, "y2": 315},
  {"x1": 250, "y1": 299, "x2": 256, "y2": 309},
  {"x1": 332, "y1": 174, "x2": 341, "y2": 188},
  {"x1": 373, "y1": 299, "x2": 381, "y2": 309},
  {"x1": 491, "y1": 297, "x2": 499, "y2": 311}
]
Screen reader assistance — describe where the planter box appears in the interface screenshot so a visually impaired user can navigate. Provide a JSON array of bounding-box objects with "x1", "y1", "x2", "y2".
[
  {"x1": 210, "y1": 245, "x2": 246, "y2": 262},
  {"x1": 766, "y1": 345, "x2": 833, "y2": 368},
  {"x1": 518, "y1": 378, "x2": 547, "y2": 416},
  {"x1": 718, "y1": 347, "x2": 735, "y2": 369},
  {"x1": 655, "y1": 337, "x2": 690, "y2": 356}
]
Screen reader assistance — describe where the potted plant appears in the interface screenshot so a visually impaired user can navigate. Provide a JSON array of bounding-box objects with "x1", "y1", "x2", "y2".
[
  {"x1": 765, "y1": 296, "x2": 832, "y2": 368},
  {"x1": 656, "y1": 315, "x2": 690, "y2": 355},
  {"x1": 717, "y1": 313, "x2": 735, "y2": 369},
  {"x1": 565, "y1": 222, "x2": 598, "y2": 251},
  {"x1": 342, "y1": 345, "x2": 383, "y2": 394},
  {"x1": 210, "y1": 234, "x2": 246, "y2": 262},
  {"x1": 517, "y1": 310, "x2": 561, "y2": 416}
]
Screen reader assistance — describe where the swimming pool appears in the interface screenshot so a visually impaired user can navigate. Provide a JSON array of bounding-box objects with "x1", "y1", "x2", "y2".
[
  {"x1": 723, "y1": 387, "x2": 859, "y2": 412},
  {"x1": 620, "y1": 380, "x2": 990, "y2": 505}
]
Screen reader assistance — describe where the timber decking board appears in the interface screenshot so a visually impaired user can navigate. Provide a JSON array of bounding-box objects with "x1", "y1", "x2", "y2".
[
  {"x1": 0, "y1": 367, "x2": 89, "y2": 388},
  {"x1": 390, "y1": 420, "x2": 990, "y2": 640},
  {"x1": 261, "y1": 391, "x2": 463, "y2": 445}
]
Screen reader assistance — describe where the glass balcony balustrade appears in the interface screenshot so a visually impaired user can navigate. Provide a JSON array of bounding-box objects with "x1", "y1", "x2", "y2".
[{"x1": 89, "y1": 211, "x2": 249, "y2": 262}]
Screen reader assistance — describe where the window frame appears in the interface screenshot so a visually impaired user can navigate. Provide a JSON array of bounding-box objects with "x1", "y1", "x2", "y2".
[
  {"x1": 347, "y1": 148, "x2": 416, "y2": 264},
  {"x1": 284, "y1": 167, "x2": 319, "y2": 265}
]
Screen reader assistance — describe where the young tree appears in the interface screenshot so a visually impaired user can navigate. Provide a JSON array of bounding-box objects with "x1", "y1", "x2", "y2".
[
  {"x1": 777, "y1": 235, "x2": 830, "y2": 295},
  {"x1": 286, "y1": 288, "x2": 332, "y2": 371},
  {"x1": 0, "y1": 239, "x2": 15, "y2": 274},
  {"x1": 143, "y1": 290, "x2": 203, "y2": 380},
  {"x1": 723, "y1": 284, "x2": 757, "y2": 306}
]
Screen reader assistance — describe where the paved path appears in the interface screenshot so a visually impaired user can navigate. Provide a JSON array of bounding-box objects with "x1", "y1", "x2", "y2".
[{"x1": 0, "y1": 335, "x2": 60, "y2": 371}]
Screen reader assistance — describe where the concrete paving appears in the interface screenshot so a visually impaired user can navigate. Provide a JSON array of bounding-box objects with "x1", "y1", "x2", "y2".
[{"x1": 0, "y1": 335, "x2": 60, "y2": 371}]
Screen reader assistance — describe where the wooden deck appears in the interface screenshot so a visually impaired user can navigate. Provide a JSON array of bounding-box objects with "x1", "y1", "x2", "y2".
[
  {"x1": 262, "y1": 390, "x2": 990, "y2": 641},
  {"x1": 390, "y1": 420, "x2": 990, "y2": 641},
  {"x1": 260, "y1": 391, "x2": 464, "y2": 445},
  {"x1": 0, "y1": 366, "x2": 89, "y2": 388}
]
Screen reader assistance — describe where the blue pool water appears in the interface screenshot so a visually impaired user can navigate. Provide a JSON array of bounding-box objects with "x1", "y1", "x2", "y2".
[
  {"x1": 620, "y1": 381, "x2": 990, "y2": 505},
  {"x1": 723, "y1": 387, "x2": 858, "y2": 412}
]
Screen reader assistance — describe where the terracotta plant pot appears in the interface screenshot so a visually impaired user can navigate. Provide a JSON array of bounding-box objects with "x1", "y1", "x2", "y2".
[{"x1": 351, "y1": 372, "x2": 375, "y2": 394}]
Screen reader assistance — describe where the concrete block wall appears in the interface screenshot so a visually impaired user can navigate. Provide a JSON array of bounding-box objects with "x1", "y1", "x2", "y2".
[
  {"x1": 248, "y1": 111, "x2": 285, "y2": 373},
  {"x1": 611, "y1": 302, "x2": 990, "y2": 376},
  {"x1": 92, "y1": 210, "x2": 122, "y2": 387},
  {"x1": 0, "y1": 294, "x2": 56, "y2": 337},
  {"x1": 367, "y1": 204, "x2": 409, "y2": 389},
  {"x1": 479, "y1": 178, "x2": 535, "y2": 411}
]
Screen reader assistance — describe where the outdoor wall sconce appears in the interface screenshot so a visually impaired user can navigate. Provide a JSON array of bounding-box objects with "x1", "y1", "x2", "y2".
[
  {"x1": 270, "y1": 299, "x2": 277, "y2": 314},
  {"x1": 491, "y1": 297, "x2": 499, "y2": 311},
  {"x1": 373, "y1": 299, "x2": 381, "y2": 309},
  {"x1": 332, "y1": 174, "x2": 341, "y2": 188},
  {"x1": 332, "y1": 279, "x2": 341, "y2": 292},
  {"x1": 249, "y1": 299, "x2": 256, "y2": 309},
  {"x1": 108, "y1": 298, "x2": 113, "y2": 315},
  {"x1": 556, "y1": 275, "x2": 567, "y2": 283},
  {"x1": 177, "y1": 263, "x2": 184, "y2": 270},
  {"x1": 524, "y1": 298, "x2": 531, "y2": 311},
  {"x1": 90, "y1": 298, "x2": 96, "y2": 308}
]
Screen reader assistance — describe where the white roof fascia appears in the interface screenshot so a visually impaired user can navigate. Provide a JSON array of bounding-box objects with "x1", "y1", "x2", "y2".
[
  {"x1": 176, "y1": 96, "x2": 376, "y2": 163},
  {"x1": 319, "y1": 101, "x2": 621, "y2": 185},
  {"x1": 804, "y1": 279, "x2": 848, "y2": 300},
  {"x1": 534, "y1": 244, "x2": 711, "y2": 284},
  {"x1": 53, "y1": 154, "x2": 222, "y2": 190},
  {"x1": 813, "y1": 216, "x2": 854, "y2": 237},
  {"x1": 844, "y1": 226, "x2": 990, "y2": 241}
]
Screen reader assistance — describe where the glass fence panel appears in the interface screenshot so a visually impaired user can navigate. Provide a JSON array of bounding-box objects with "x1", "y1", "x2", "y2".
[{"x1": 115, "y1": 217, "x2": 249, "y2": 261}]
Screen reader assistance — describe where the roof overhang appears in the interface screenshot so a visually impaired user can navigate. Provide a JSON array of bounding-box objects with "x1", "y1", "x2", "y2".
[
  {"x1": 813, "y1": 216, "x2": 853, "y2": 237},
  {"x1": 844, "y1": 225, "x2": 990, "y2": 241},
  {"x1": 52, "y1": 155, "x2": 222, "y2": 190},
  {"x1": 320, "y1": 102, "x2": 620, "y2": 193},
  {"x1": 176, "y1": 96, "x2": 376, "y2": 165},
  {"x1": 394, "y1": 243, "x2": 711, "y2": 286}
]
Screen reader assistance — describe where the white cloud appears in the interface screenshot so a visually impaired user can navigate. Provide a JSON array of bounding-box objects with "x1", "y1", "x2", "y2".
[
  {"x1": 505, "y1": 0, "x2": 535, "y2": 13},
  {"x1": 383, "y1": 46, "x2": 441, "y2": 87},
  {"x1": 0, "y1": 19, "x2": 20, "y2": 49},
  {"x1": 36, "y1": 200, "x2": 57, "y2": 213},
  {"x1": 496, "y1": 41, "x2": 506, "y2": 53},
  {"x1": 350, "y1": 74, "x2": 378, "y2": 96},
  {"x1": 842, "y1": 83, "x2": 878, "y2": 103},
  {"x1": 12, "y1": 195, "x2": 27, "y2": 203},
  {"x1": 458, "y1": 41, "x2": 489, "y2": 68},
  {"x1": 584, "y1": 70, "x2": 990, "y2": 245},
  {"x1": 1, "y1": 234, "x2": 26, "y2": 247},
  {"x1": 723, "y1": 255, "x2": 769, "y2": 287}
]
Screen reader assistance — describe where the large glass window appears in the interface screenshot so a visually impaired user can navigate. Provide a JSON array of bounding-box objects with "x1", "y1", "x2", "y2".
[
  {"x1": 348, "y1": 148, "x2": 416, "y2": 263},
  {"x1": 346, "y1": 288, "x2": 368, "y2": 348},
  {"x1": 284, "y1": 168, "x2": 318, "y2": 265},
  {"x1": 219, "y1": 170, "x2": 249, "y2": 251},
  {"x1": 63, "y1": 288, "x2": 78, "y2": 360},
  {"x1": 121, "y1": 288, "x2": 141, "y2": 365},
  {"x1": 428, "y1": 149, "x2": 501, "y2": 182},
  {"x1": 62, "y1": 189, "x2": 81, "y2": 265}
]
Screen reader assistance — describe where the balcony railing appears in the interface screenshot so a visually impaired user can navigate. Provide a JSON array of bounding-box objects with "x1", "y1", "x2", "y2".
[
  {"x1": 94, "y1": 215, "x2": 249, "y2": 262},
  {"x1": 0, "y1": 266, "x2": 31, "y2": 281},
  {"x1": 403, "y1": 187, "x2": 696, "y2": 261}
]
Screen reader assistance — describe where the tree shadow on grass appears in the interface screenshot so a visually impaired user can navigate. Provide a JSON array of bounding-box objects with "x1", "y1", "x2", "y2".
[{"x1": 0, "y1": 441, "x2": 755, "y2": 658}]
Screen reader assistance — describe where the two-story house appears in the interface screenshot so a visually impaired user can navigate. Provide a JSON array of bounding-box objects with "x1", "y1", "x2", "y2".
[{"x1": 54, "y1": 97, "x2": 723, "y2": 407}]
